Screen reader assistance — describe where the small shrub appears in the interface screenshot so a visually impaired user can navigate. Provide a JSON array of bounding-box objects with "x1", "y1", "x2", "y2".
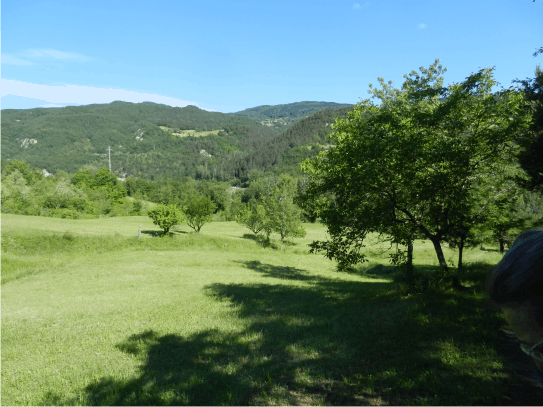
[{"x1": 148, "y1": 204, "x2": 183, "y2": 236}]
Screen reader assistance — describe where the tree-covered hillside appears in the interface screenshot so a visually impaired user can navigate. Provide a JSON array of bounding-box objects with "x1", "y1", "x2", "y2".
[
  {"x1": 1, "y1": 101, "x2": 351, "y2": 182},
  {"x1": 230, "y1": 101, "x2": 353, "y2": 130},
  {"x1": 227, "y1": 107, "x2": 352, "y2": 178}
]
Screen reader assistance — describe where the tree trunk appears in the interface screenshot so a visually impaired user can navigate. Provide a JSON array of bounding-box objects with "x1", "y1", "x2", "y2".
[
  {"x1": 499, "y1": 239, "x2": 505, "y2": 254},
  {"x1": 450, "y1": 238, "x2": 466, "y2": 290},
  {"x1": 406, "y1": 228, "x2": 415, "y2": 281},
  {"x1": 430, "y1": 237, "x2": 449, "y2": 272},
  {"x1": 458, "y1": 241, "x2": 464, "y2": 271}
]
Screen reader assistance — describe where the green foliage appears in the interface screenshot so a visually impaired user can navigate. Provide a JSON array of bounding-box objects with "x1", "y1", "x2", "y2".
[
  {"x1": 0, "y1": 161, "x2": 144, "y2": 220},
  {"x1": 262, "y1": 174, "x2": 306, "y2": 244},
  {"x1": 183, "y1": 192, "x2": 216, "y2": 233},
  {"x1": 2, "y1": 159, "x2": 43, "y2": 185},
  {"x1": 513, "y1": 64, "x2": 543, "y2": 193},
  {"x1": 300, "y1": 59, "x2": 533, "y2": 275},
  {"x1": 72, "y1": 169, "x2": 96, "y2": 189},
  {"x1": 1, "y1": 169, "x2": 36, "y2": 215},
  {"x1": 236, "y1": 201, "x2": 267, "y2": 235},
  {"x1": 444, "y1": 161, "x2": 531, "y2": 258},
  {"x1": 94, "y1": 167, "x2": 118, "y2": 189},
  {"x1": 147, "y1": 204, "x2": 183, "y2": 236}
]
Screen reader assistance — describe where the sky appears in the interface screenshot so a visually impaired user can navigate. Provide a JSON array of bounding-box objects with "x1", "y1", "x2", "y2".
[{"x1": 2, "y1": 0, "x2": 542, "y2": 113}]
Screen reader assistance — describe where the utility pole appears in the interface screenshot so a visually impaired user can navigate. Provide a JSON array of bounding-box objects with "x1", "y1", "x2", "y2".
[{"x1": 107, "y1": 146, "x2": 112, "y2": 172}]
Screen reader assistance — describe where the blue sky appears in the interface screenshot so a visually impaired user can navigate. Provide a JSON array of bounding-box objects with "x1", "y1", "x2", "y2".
[{"x1": 2, "y1": 0, "x2": 542, "y2": 113}]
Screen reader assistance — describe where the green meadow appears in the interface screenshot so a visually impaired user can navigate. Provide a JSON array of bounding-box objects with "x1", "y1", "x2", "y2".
[
  {"x1": 0, "y1": 213, "x2": 531, "y2": 405},
  {"x1": 159, "y1": 126, "x2": 222, "y2": 138}
]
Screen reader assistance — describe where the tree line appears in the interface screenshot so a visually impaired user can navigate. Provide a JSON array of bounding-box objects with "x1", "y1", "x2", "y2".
[{"x1": 148, "y1": 173, "x2": 306, "y2": 247}]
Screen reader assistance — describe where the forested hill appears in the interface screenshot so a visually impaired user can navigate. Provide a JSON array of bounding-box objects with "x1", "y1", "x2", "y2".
[
  {"x1": 229, "y1": 106, "x2": 353, "y2": 176},
  {"x1": 1, "y1": 101, "x2": 279, "y2": 179},
  {"x1": 230, "y1": 101, "x2": 353, "y2": 130},
  {"x1": 1, "y1": 100, "x2": 352, "y2": 182}
]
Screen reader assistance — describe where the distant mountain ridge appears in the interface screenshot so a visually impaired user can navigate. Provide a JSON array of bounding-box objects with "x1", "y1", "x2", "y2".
[
  {"x1": 1, "y1": 100, "x2": 352, "y2": 182},
  {"x1": 230, "y1": 101, "x2": 353, "y2": 129}
]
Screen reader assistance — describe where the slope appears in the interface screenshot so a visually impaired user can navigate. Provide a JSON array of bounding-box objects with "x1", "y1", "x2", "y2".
[
  {"x1": 230, "y1": 101, "x2": 353, "y2": 131},
  {"x1": 1, "y1": 101, "x2": 279, "y2": 180}
]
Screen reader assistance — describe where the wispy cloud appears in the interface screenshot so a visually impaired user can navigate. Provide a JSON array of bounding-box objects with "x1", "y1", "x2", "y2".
[
  {"x1": 21, "y1": 49, "x2": 93, "y2": 62},
  {"x1": 418, "y1": 23, "x2": 427, "y2": 29},
  {"x1": 1, "y1": 79, "x2": 203, "y2": 109},
  {"x1": 352, "y1": 2, "x2": 369, "y2": 9},
  {"x1": 2, "y1": 49, "x2": 93, "y2": 66},
  {"x1": 2, "y1": 55, "x2": 34, "y2": 66}
]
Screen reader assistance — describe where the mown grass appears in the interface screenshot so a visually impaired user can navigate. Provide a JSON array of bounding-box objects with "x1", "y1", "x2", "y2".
[{"x1": 1, "y1": 214, "x2": 540, "y2": 405}]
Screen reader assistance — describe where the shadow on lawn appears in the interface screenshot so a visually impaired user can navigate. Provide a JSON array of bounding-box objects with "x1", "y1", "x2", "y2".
[
  {"x1": 41, "y1": 263, "x2": 542, "y2": 406},
  {"x1": 241, "y1": 233, "x2": 279, "y2": 249},
  {"x1": 241, "y1": 233, "x2": 297, "y2": 250},
  {"x1": 234, "y1": 259, "x2": 316, "y2": 281},
  {"x1": 141, "y1": 229, "x2": 188, "y2": 237}
]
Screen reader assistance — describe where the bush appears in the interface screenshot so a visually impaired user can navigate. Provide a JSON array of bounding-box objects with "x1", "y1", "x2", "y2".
[{"x1": 148, "y1": 204, "x2": 183, "y2": 236}]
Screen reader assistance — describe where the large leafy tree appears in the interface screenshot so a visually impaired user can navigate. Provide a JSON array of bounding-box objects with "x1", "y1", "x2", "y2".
[
  {"x1": 442, "y1": 160, "x2": 530, "y2": 268},
  {"x1": 300, "y1": 59, "x2": 532, "y2": 277},
  {"x1": 513, "y1": 65, "x2": 543, "y2": 193}
]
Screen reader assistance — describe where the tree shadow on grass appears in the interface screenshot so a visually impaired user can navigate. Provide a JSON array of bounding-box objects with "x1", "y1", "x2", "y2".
[
  {"x1": 141, "y1": 230, "x2": 187, "y2": 238},
  {"x1": 40, "y1": 265, "x2": 542, "y2": 405},
  {"x1": 350, "y1": 263, "x2": 445, "y2": 282},
  {"x1": 349, "y1": 263, "x2": 399, "y2": 280},
  {"x1": 241, "y1": 233, "x2": 279, "y2": 250},
  {"x1": 480, "y1": 246, "x2": 510, "y2": 254},
  {"x1": 233, "y1": 260, "x2": 317, "y2": 281}
]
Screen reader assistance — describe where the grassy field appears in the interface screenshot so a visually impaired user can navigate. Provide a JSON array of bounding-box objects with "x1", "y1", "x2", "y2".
[
  {"x1": 159, "y1": 126, "x2": 222, "y2": 138},
  {"x1": 1, "y1": 213, "x2": 538, "y2": 405}
]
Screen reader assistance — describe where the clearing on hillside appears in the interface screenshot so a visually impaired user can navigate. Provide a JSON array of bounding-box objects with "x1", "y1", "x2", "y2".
[{"x1": 159, "y1": 126, "x2": 222, "y2": 138}]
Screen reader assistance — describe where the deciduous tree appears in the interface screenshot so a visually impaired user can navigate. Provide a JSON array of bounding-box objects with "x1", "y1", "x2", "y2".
[
  {"x1": 236, "y1": 201, "x2": 267, "y2": 235},
  {"x1": 513, "y1": 65, "x2": 543, "y2": 193},
  {"x1": 148, "y1": 204, "x2": 183, "y2": 236},
  {"x1": 300, "y1": 60, "x2": 532, "y2": 280},
  {"x1": 183, "y1": 192, "x2": 216, "y2": 233},
  {"x1": 262, "y1": 174, "x2": 306, "y2": 247}
]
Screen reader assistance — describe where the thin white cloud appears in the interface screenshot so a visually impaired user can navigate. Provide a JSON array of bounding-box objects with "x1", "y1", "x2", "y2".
[
  {"x1": 418, "y1": 23, "x2": 427, "y2": 29},
  {"x1": 353, "y1": 2, "x2": 369, "y2": 9},
  {"x1": 2, "y1": 55, "x2": 33, "y2": 66},
  {"x1": 21, "y1": 49, "x2": 93, "y2": 62},
  {"x1": 1, "y1": 79, "x2": 202, "y2": 109}
]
